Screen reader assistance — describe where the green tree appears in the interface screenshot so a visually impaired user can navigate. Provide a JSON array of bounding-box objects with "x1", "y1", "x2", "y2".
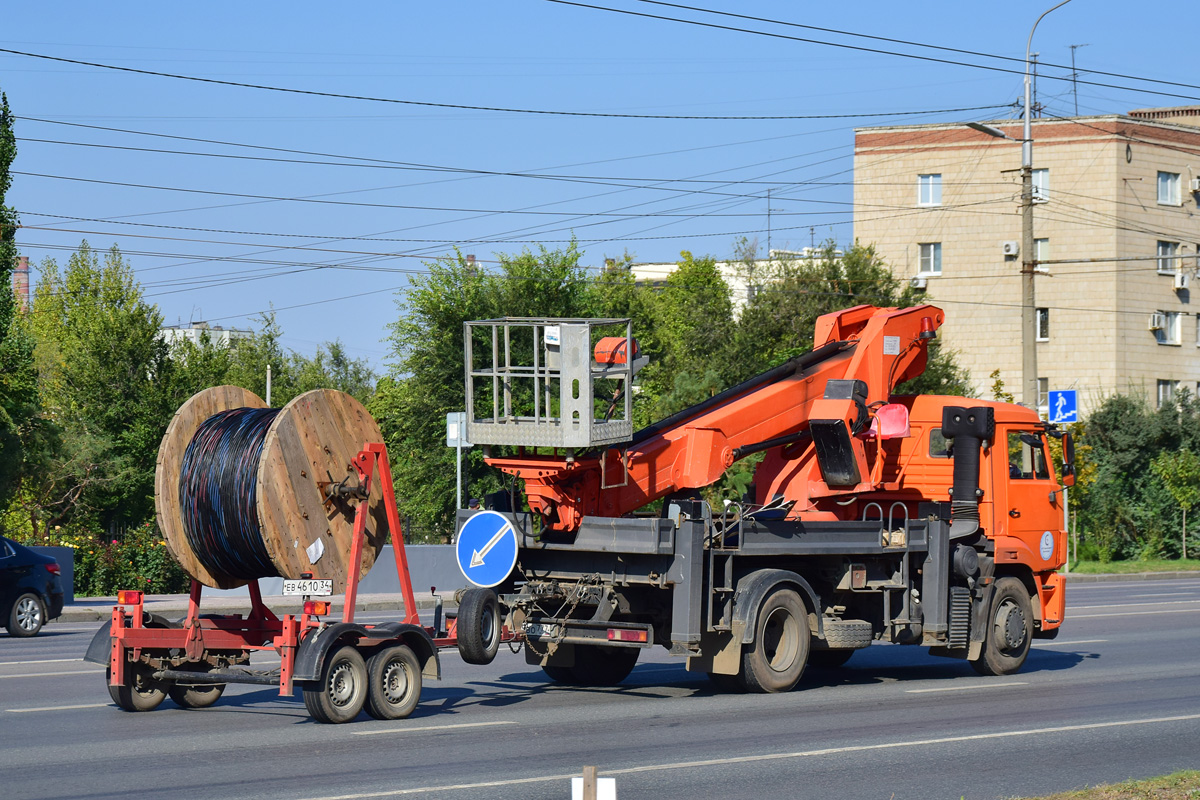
[
  {"x1": 27, "y1": 243, "x2": 171, "y2": 532},
  {"x1": 1150, "y1": 449, "x2": 1200, "y2": 559},
  {"x1": 0, "y1": 90, "x2": 41, "y2": 512}
]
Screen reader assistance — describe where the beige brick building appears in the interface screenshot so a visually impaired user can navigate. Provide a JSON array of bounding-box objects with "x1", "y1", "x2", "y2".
[{"x1": 853, "y1": 108, "x2": 1200, "y2": 416}]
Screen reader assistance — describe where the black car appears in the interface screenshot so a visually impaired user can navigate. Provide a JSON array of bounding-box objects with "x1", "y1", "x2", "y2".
[{"x1": 1, "y1": 536, "x2": 65, "y2": 637}]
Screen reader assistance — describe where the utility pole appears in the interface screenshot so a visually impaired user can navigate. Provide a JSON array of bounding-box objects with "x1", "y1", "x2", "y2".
[
  {"x1": 1068, "y1": 43, "x2": 1089, "y2": 116},
  {"x1": 766, "y1": 188, "x2": 772, "y2": 255},
  {"x1": 1020, "y1": 0, "x2": 1073, "y2": 410}
]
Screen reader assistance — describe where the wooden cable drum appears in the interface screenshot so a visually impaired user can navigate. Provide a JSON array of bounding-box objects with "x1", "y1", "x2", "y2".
[{"x1": 156, "y1": 387, "x2": 390, "y2": 591}]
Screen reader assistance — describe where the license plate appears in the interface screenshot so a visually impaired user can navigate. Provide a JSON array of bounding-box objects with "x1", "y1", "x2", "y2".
[{"x1": 282, "y1": 579, "x2": 332, "y2": 596}]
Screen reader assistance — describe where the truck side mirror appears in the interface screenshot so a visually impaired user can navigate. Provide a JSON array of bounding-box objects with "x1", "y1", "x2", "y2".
[{"x1": 1059, "y1": 431, "x2": 1076, "y2": 488}]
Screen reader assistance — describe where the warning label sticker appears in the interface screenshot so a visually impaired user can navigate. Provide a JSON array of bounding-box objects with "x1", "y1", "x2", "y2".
[{"x1": 883, "y1": 336, "x2": 901, "y2": 355}]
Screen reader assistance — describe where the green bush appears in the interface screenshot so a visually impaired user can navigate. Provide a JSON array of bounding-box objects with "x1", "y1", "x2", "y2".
[{"x1": 15, "y1": 522, "x2": 191, "y2": 597}]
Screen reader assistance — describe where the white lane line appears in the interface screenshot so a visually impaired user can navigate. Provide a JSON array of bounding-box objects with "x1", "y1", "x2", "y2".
[
  {"x1": 0, "y1": 669, "x2": 102, "y2": 679},
  {"x1": 906, "y1": 681, "x2": 1026, "y2": 694},
  {"x1": 1072, "y1": 609, "x2": 1200, "y2": 619},
  {"x1": 296, "y1": 713, "x2": 1200, "y2": 800},
  {"x1": 353, "y1": 720, "x2": 515, "y2": 737},
  {"x1": 1033, "y1": 639, "x2": 1107, "y2": 647},
  {"x1": 0, "y1": 658, "x2": 83, "y2": 666},
  {"x1": 7, "y1": 703, "x2": 109, "y2": 713},
  {"x1": 1071, "y1": 600, "x2": 1200, "y2": 610},
  {"x1": 1129, "y1": 592, "x2": 1196, "y2": 598}
]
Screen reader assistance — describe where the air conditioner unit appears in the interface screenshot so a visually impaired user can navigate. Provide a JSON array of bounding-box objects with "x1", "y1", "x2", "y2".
[
  {"x1": 1175, "y1": 271, "x2": 1191, "y2": 291},
  {"x1": 910, "y1": 275, "x2": 928, "y2": 290},
  {"x1": 1002, "y1": 241, "x2": 1020, "y2": 257},
  {"x1": 1190, "y1": 177, "x2": 1200, "y2": 192},
  {"x1": 1148, "y1": 312, "x2": 1167, "y2": 331}
]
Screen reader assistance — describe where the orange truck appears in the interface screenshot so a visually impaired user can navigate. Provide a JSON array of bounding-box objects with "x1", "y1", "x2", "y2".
[{"x1": 455, "y1": 305, "x2": 1074, "y2": 691}]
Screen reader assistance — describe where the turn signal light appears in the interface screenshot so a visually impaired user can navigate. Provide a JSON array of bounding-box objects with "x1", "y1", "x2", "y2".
[
  {"x1": 607, "y1": 628, "x2": 648, "y2": 643},
  {"x1": 303, "y1": 601, "x2": 330, "y2": 616},
  {"x1": 117, "y1": 590, "x2": 143, "y2": 605}
]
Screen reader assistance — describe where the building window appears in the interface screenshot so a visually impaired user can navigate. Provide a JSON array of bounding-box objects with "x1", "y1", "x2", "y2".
[
  {"x1": 1034, "y1": 238, "x2": 1050, "y2": 273},
  {"x1": 918, "y1": 242, "x2": 942, "y2": 275},
  {"x1": 1035, "y1": 308, "x2": 1050, "y2": 341},
  {"x1": 1158, "y1": 379, "x2": 1178, "y2": 408},
  {"x1": 1158, "y1": 171, "x2": 1181, "y2": 205},
  {"x1": 918, "y1": 174, "x2": 942, "y2": 206},
  {"x1": 1032, "y1": 168, "x2": 1049, "y2": 203},
  {"x1": 1155, "y1": 310, "x2": 1182, "y2": 345},
  {"x1": 1037, "y1": 378, "x2": 1049, "y2": 417},
  {"x1": 1158, "y1": 241, "x2": 1180, "y2": 274}
]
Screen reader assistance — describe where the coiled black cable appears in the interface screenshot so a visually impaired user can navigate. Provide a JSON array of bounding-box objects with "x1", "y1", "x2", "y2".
[{"x1": 178, "y1": 407, "x2": 282, "y2": 579}]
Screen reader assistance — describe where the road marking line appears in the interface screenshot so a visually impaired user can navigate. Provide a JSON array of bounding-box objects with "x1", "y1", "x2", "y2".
[
  {"x1": 352, "y1": 720, "x2": 516, "y2": 737},
  {"x1": 0, "y1": 669, "x2": 101, "y2": 679},
  {"x1": 1129, "y1": 592, "x2": 1196, "y2": 598},
  {"x1": 906, "y1": 681, "x2": 1026, "y2": 694},
  {"x1": 295, "y1": 713, "x2": 1200, "y2": 800},
  {"x1": 1072, "y1": 609, "x2": 1200, "y2": 619},
  {"x1": 0, "y1": 657, "x2": 83, "y2": 665},
  {"x1": 7, "y1": 703, "x2": 109, "y2": 713},
  {"x1": 1032, "y1": 639, "x2": 1107, "y2": 647},
  {"x1": 1071, "y1": 600, "x2": 1200, "y2": 610}
]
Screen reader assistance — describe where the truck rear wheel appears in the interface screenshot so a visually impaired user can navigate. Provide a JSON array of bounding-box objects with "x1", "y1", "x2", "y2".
[
  {"x1": 542, "y1": 645, "x2": 639, "y2": 686},
  {"x1": 971, "y1": 577, "x2": 1033, "y2": 676},
  {"x1": 365, "y1": 644, "x2": 422, "y2": 720},
  {"x1": 303, "y1": 644, "x2": 367, "y2": 724},
  {"x1": 741, "y1": 588, "x2": 809, "y2": 693}
]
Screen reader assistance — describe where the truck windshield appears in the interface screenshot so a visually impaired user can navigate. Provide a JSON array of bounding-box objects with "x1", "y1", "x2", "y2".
[{"x1": 1007, "y1": 431, "x2": 1050, "y2": 480}]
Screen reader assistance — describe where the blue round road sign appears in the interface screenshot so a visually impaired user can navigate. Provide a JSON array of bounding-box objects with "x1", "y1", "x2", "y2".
[{"x1": 455, "y1": 510, "x2": 519, "y2": 588}]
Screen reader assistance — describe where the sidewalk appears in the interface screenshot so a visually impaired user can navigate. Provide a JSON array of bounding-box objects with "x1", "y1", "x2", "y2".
[
  {"x1": 55, "y1": 570, "x2": 1199, "y2": 624},
  {"x1": 56, "y1": 590, "x2": 448, "y2": 624}
]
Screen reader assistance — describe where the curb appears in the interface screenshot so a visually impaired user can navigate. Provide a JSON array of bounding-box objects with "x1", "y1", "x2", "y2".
[{"x1": 1062, "y1": 570, "x2": 1200, "y2": 583}]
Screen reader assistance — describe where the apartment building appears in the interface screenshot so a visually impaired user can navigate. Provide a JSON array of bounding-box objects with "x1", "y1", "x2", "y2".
[{"x1": 853, "y1": 107, "x2": 1200, "y2": 415}]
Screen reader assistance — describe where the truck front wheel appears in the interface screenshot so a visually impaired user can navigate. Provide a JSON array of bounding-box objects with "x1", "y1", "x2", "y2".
[
  {"x1": 971, "y1": 577, "x2": 1033, "y2": 676},
  {"x1": 741, "y1": 588, "x2": 810, "y2": 693}
]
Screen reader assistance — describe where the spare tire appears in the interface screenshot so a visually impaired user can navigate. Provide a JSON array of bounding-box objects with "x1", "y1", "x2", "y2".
[{"x1": 457, "y1": 588, "x2": 501, "y2": 665}]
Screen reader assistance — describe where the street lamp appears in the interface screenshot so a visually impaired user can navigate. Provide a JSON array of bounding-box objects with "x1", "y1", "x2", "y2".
[{"x1": 968, "y1": 0, "x2": 1072, "y2": 411}]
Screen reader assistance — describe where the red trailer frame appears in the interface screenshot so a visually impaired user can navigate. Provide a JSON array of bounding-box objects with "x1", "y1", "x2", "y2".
[{"x1": 87, "y1": 442, "x2": 519, "y2": 722}]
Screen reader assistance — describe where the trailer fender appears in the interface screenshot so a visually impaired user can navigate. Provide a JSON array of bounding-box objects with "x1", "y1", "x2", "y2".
[
  {"x1": 733, "y1": 569, "x2": 823, "y2": 645},
  {"x1": 83, "y1": 622, "x2": 111, "y2": 665},
  {"x1": 293, "y1": 623, "x2": 440, "y2": 682}
]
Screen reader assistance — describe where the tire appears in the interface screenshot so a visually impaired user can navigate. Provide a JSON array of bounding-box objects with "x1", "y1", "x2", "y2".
[
  {"x1": 364, "y1": 645, "x2": 422, "y2": 720},
  {"x1": 303, "y1": 645, "x2": 368, "y2": 724},
  {"x1": 7, "y1": 592, "x2": 46, "y2": 637},
  {"x1": 971, "y1": 576, "x2": 1033, "y2": 676},
  {"x1": 822, "y1": 619, "x2": 873, "y2": 649},
  {"x1": 807, "y1": 648, "x2": 855, "y2": 669},
  {"x1": 167, "y1": 665, "x2": 226, "y2": 709},
  {"x1": 740, "y1": 588, "x2": 810, "y2": 693},
  {"x1": 108, "y1": 664, "x2": 167, "y2": 712},
  {"x1": 571, "y1": 645, "x2": 639, "y2": 686},
  {"x1": 457, "y1": 588, "x2": 501, "y2": 665}
]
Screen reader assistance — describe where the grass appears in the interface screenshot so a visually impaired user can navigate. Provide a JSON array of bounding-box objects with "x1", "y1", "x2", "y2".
[
  {"x1": 1067, "y1": 559, "x2": 1200, "y2": 574},
  {"x1": 1019, "y1": 770, "x2": 1200, "y2": 799}
]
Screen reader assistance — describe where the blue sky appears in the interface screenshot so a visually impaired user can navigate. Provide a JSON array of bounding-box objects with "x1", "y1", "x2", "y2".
[{"x1": 3, "y1": 1, "x2": 1195, "y2": 368}]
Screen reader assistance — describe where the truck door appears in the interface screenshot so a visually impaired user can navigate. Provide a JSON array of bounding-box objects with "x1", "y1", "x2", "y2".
[{"x1": 999, "y1": 429, "x2": 1064, "y2": 569}]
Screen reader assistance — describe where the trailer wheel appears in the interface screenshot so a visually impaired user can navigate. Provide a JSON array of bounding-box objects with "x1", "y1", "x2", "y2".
[
  {"x1": 741, "y1": 588, "x2": 809, "y2": 693},
  {"x1": 971, "y1": 577, "x2": 1033, "y2": 676},
  {"x1": 457, "y1": 588, "x2": 501, "y2": 665},
  {"x1": 167, "y1": 665, "x2": 226, "y2": 709},
  {"x1": 364, "y1": 645, "x2": 422, "y2": 720},
  {"x1": 107, "y1": 664, "x2": 167, "y2": 712},
  {"x1": 303, "y1": 644, "x2": 367, "y2": 724}
]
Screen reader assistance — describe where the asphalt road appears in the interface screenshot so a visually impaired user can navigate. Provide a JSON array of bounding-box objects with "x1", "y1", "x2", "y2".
[{"x1": 2, "y1": 578, "x2": 1198, "y2": 800}]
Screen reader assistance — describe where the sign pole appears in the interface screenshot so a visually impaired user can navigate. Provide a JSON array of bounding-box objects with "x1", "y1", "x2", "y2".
[{"x1": 456, "y1": 436, "x2": 463, "y2": 510}]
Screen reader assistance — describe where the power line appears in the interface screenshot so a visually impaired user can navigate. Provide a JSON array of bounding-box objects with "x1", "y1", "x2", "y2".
[
  {"x1": 541, "y1": 0, "x2": 1200, "y2": 103},
  {"x1": 0, "y1": 46, "x2": 1018, "y2": 120}
]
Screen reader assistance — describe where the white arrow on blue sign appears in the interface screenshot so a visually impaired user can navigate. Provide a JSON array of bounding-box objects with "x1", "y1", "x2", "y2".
[
  {"x1": 455, "y1": 510, "x2": 519, "y2": 588},
  {"x1": 1048, "y1": 390, "x2": 1077, "y2": 424}
]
